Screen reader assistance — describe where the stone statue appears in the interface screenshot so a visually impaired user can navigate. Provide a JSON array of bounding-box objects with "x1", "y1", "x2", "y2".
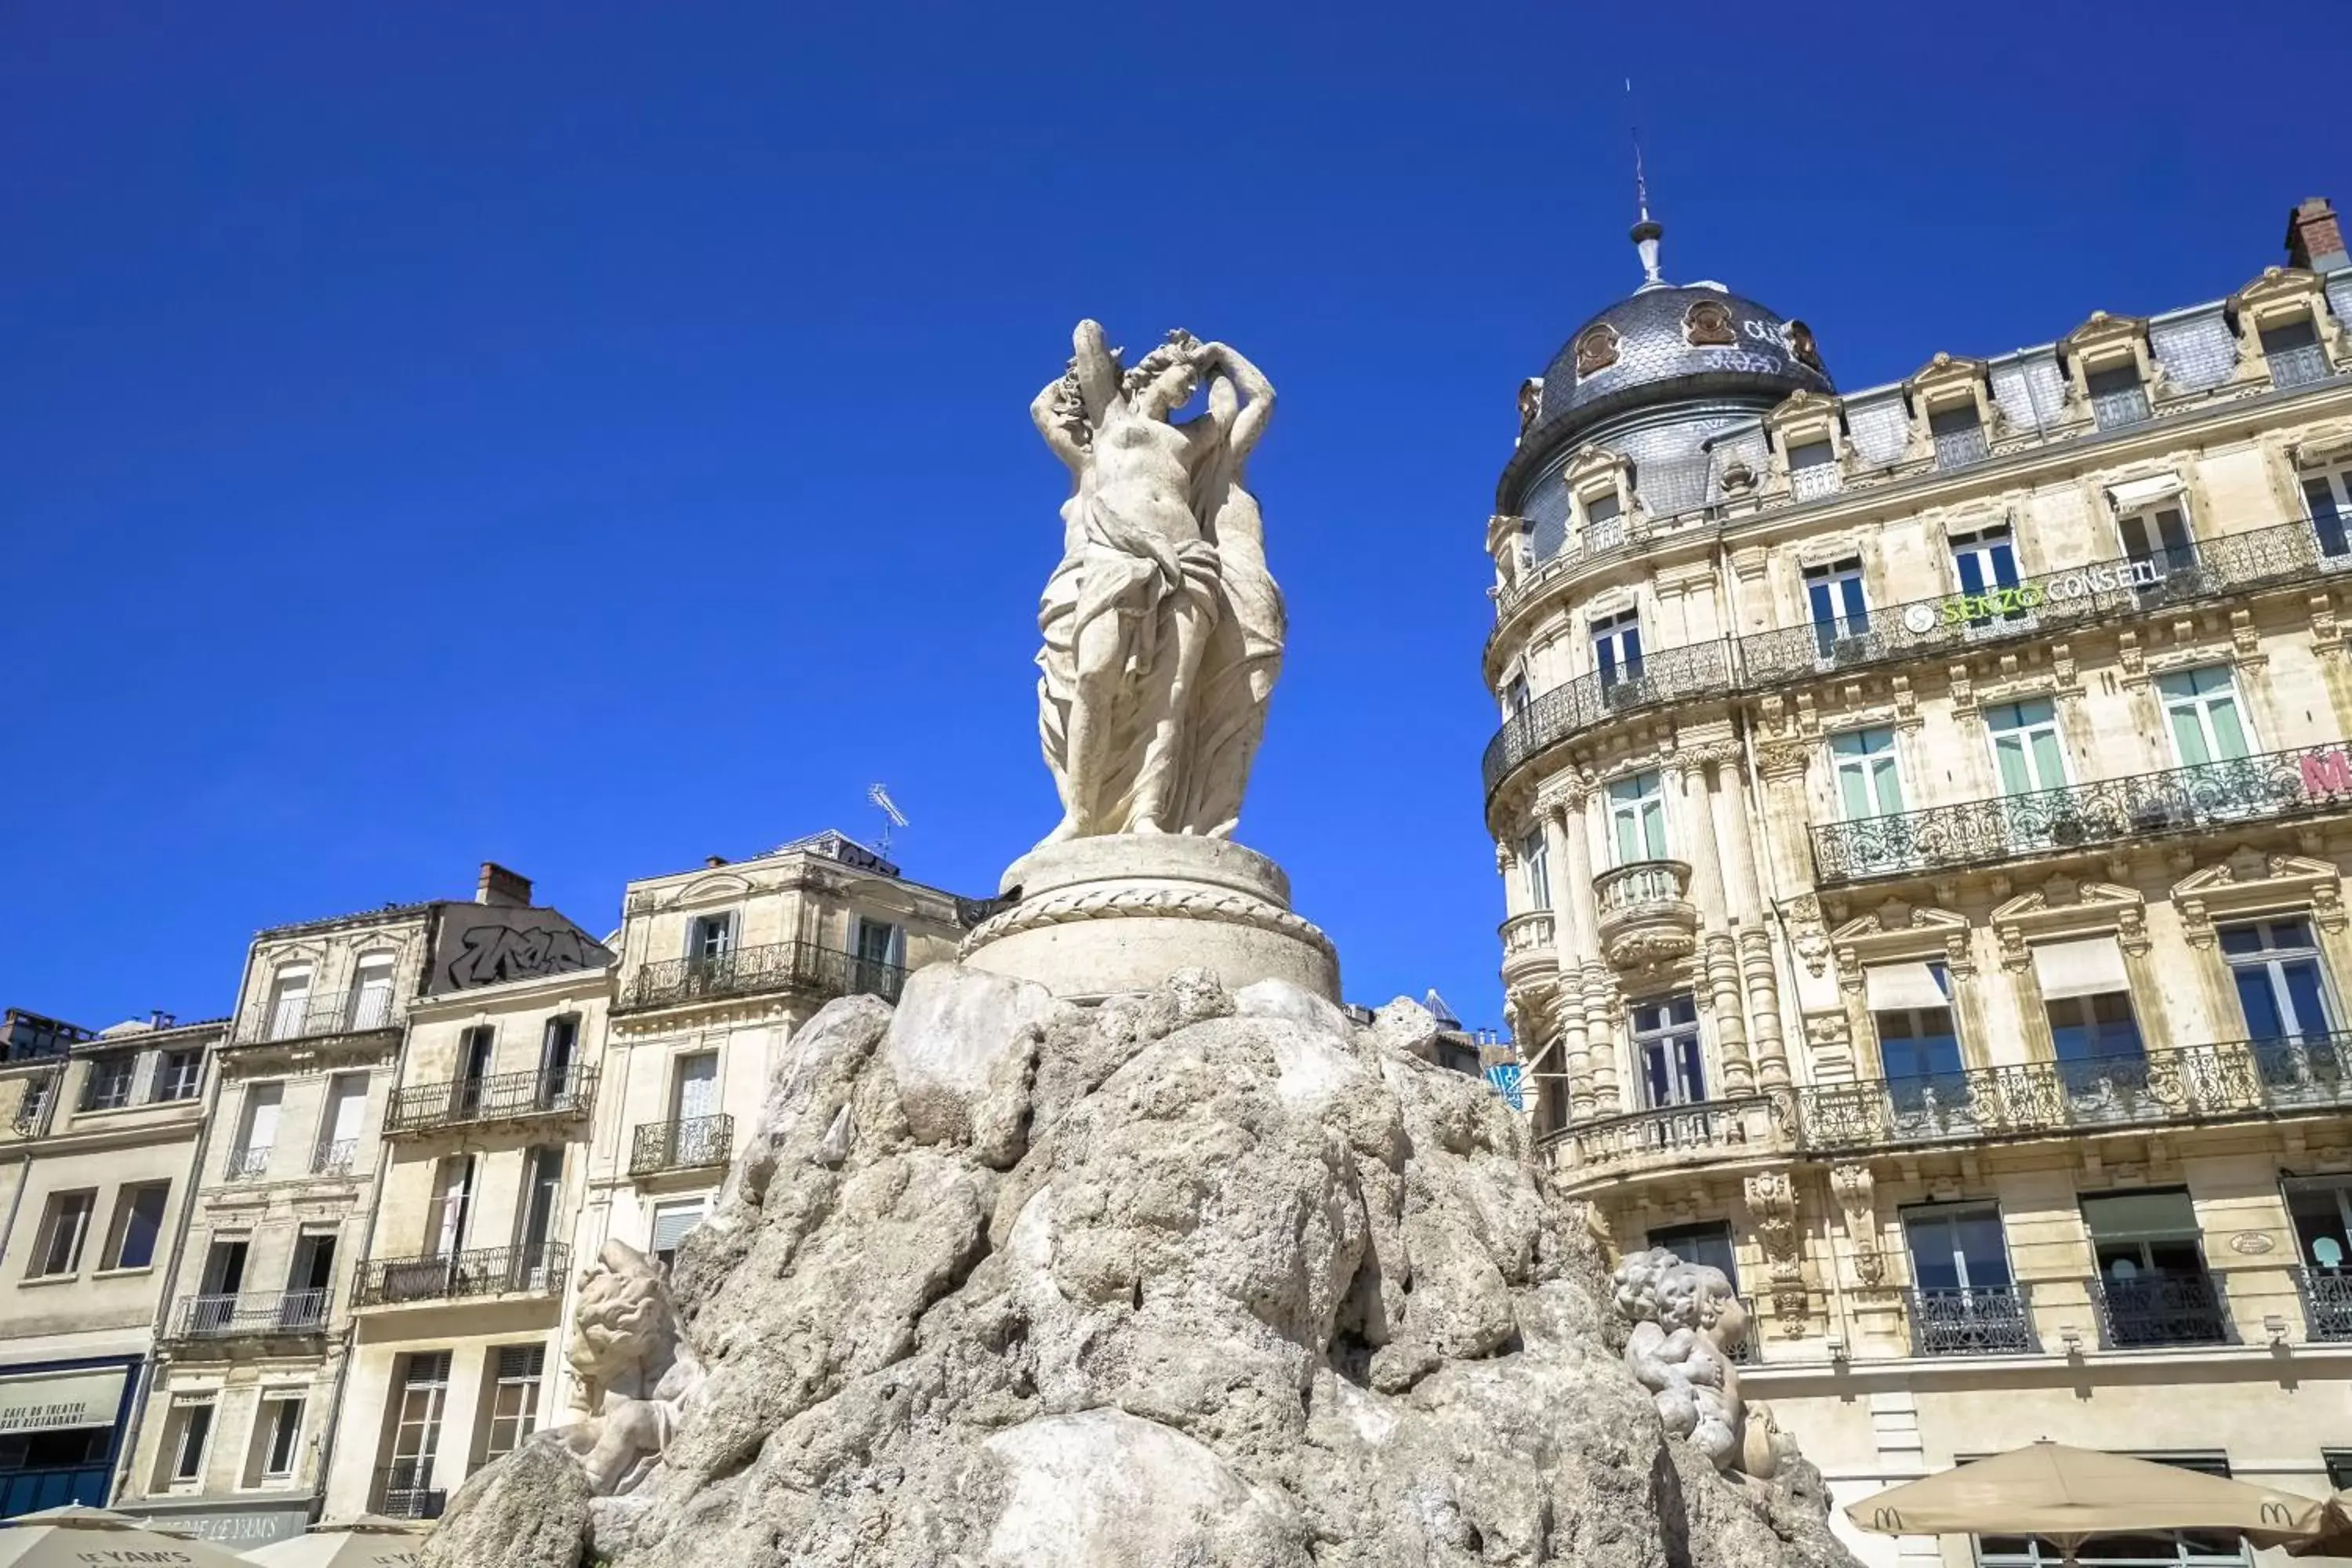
[
  {"x1": 1029, "y1": 322, "x2": 1284, "y2": 848},
  {"x1": 1610, "y1": 1246, "x2": 1792, "y2": 1483},
  {"x1": 547, "y1": 1240, "x2": 702, "y2": 1496}
]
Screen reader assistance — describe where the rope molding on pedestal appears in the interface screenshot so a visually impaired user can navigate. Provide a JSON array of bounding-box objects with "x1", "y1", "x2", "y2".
[{"x1": 959, "y1": 884, "x2": 1337, "y2": 963}]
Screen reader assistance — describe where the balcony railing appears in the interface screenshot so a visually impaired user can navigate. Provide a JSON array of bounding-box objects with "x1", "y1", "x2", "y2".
[
  {"x1": 2293, "y1": 1265, "x2": 2352, "y2": 1342},
  {"x1": 2090, "y1": 384, "x2": 2152, "y2": 430},
  {"x1": 2089, "y1": 1270, "x2": 2230, "y2": 1348},
  {"x1": 1811, "y1": 740, "x2": 2352, "y2": 885},
  {"x1": 224, "y1": 1145, "x2": 271, "y2": 1181},
  {"x1": 311, "y1": 1138, "x2": 358, "y2": 1175},
  {"x1": 234, "y1": 989, "x2": 400, "y2": 1047},
  {"x1": 383, "y1": 1066, "x2": 597, "y2": 1136},
  {"x1": 169, "y1": 1289, "x2": 328, "y2": 1341},
  {"x1": 1905, "y1": 1285, "x2": 2036, "y2": 1356},
  {"x1": 1481, "y1": 642, "x2": 1737, "y2": 798},
  {"x1": 2269, "y1": 343, "x2": 2332, "y2": 390},
  {"x1": 1790, "y1": 463, "x2": 1842, "y2": 501},
  {"x1": 372, "y1": 1461, "x2": 445, "y2": 1521},
  {"x1": 1933, "y1": 423, "x2": 1991, "y2": 470},
  {"x1": 1543, "y1": 1093, "x2": 1795, "y2": 1173},
  {"x1": 630, "y1": 1113, "x2": 735, "y2": 1178},
  {"x1": 354, "y1": 1243, "x2": 569, "y2": 1308},
  {"x1": 619, "y1": 939, "x2": 909, "y2": 1014},
  {"x1": 1486, "y1": 519, "x2": 2352, "y2": 805}
]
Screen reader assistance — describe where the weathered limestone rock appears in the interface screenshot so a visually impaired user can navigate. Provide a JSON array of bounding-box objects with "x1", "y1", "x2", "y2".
[
  {"x1": 418, "y1": 1436, "x2": 590, "y2": 1568},
  {"x1": 433, "y1": 969, "x2": 1858, "y2": 1568}
]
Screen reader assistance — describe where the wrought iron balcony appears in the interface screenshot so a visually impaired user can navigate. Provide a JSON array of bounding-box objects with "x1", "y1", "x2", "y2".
[
  {"x1": 224, "y1": 1145, "x2": 271, "y2": 1181},
  {"x1": 1541, "y1": 1093, "x2": 1797, "y2": 1177},
  {"x1": 169, "y1": 1289, "x2": 328, "y2": 1341},
  {"x1": 232, "y1": 988, "x2": 401, "y2": 1047},
  {"x1": 1932, "y1": 423, "x2": 1991, "y2": 470},
  {"x1": 1905, "y1": 1286, "x2": 2035, "y2": 1356},
  {"x1": 372, "y1": 1461, "x2": 445, "y2": 1521},
  {"x1": 1800, "y1": 1036, "x2": 2352, "y2": 1153},
  {"x1": 1497, "y1": 911, "x2": 1557, "y2": 987},
  {"x1": 2293, "y1": 1265, "x2": 2352, "y2": 1341},
  {"x1": 630, "y1": 1113, "x2": 735, "y2": 1178},
  {"x1": 2269, "y1": 343, "x2": 2333, "y2": 390},
  {"x1": 2090, "y1": 384, "x2": 2152, "y2": 430},
  {"x1": 1811, "y1": 740, "x2": 2352, "y2": 886},
  {"x1": 1481, "y1": 643, "x2": 1737, "y2": 800},
  {"x1": 619, "y1": 939, "x2": 908, "y2": 1014},
  {"x1": 311, "y1": 1138, "x2": 358, "y2": 1175},
  {"x1": 1592, "y1": 859, "x2": 1697, "y2": 971},
  {"x1": 354, "y1": 1243, "x2": 570, "y2": 1308},
  {"x1": 2089, "y1": 1270, "x2": 2230, "y2": 1348},
  {"x1": 383, "y1": 1066, "x2": 596, "y2": 1136},
  {"x1": 1739, "y1": 520, "x2": 2343, "y2": 690}
]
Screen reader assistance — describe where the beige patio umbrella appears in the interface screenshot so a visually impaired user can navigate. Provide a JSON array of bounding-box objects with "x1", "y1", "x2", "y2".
[
  {"x1": 1847, "y1": 1442, "x2": 2329, "y2": 1565},
  {"x1": 0, "y1": 1504, "x2": 255, "y2": 1567},
  {"x1": 243, "y1": 1516, "x2": 427, "y2": 1568}
]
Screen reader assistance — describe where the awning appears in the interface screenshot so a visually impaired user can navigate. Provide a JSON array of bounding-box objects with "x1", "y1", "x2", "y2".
[
  {"x1": 2031, "y1": 935, "x2": 2130, "y2": 1000},
  {"x1": 1864, "y1": 960, "x2": 1950, "y2": 1014},
  {"x1": 0, "y1": 1367, "x2": 127, "y2": 1433},
  {"x1": 2106, "y1": 473, "x2": 2184, "y2": 511}
]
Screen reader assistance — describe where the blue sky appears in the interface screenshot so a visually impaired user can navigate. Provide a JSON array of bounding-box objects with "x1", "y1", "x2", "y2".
[{"x1": 4, "y1": 2, "x2": 2346, "y2": 1033}]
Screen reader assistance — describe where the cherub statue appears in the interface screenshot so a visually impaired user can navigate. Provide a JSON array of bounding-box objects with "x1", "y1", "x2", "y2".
[
  {"x1": 545, "y1": 1240, "x2": 702, "y2": 1495},
  {"x1": 1610, "y1": 1246, "x2": 1789, "y2": 1481}
]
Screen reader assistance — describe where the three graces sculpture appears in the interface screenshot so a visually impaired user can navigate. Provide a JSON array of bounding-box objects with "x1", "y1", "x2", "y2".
[{"x1": 1030, "y1": 322, "x2": 1285, "y2": 848}]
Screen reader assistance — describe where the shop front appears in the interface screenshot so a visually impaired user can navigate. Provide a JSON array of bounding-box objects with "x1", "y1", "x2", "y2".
[
  {"x1": 0, "y1": 1357, "x2": 138, "y2": 1518},
  {"x1": 135, "y1": 1493, "x2": 318, "y2": 1547}
]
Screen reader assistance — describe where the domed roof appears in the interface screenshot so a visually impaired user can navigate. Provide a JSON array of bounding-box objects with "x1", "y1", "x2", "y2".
[{"x1": 1531, "y1": 281, "x2": 1835, "y2": 441}]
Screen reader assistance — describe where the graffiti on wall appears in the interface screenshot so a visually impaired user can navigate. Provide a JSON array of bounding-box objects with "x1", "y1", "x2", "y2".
[{"x1": 429, "y1": 909, "x2": 613, "y2": 995}]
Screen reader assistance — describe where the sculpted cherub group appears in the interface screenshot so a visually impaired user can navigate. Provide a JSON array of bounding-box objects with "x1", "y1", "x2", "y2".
[{"x1": 1611, "y1": 1246, "x2": 1796, "y2": 1485}]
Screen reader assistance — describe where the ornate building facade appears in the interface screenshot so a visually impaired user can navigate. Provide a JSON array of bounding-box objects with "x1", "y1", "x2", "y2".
[{"x1": 1484, "y1": 198, "x2": 2352, "y2": 1565}]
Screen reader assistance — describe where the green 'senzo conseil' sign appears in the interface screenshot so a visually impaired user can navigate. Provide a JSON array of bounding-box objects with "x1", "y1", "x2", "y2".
[{"x1": 1901, "y1": 557, "x2": 2166, "y2": 633}]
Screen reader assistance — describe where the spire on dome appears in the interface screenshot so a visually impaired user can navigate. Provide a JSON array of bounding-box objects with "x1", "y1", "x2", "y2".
[{"x1": 1628, "y1": 78, "x2": 1664, "y2": 290}]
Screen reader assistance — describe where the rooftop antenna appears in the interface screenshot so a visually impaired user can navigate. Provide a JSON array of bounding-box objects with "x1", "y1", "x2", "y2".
[
  {"x1": 1628, "y1": 78, "x2": 1664, "y2": 289},
  {"x1": 866, "y1": 782, "x2": 909, "y2": 855}
]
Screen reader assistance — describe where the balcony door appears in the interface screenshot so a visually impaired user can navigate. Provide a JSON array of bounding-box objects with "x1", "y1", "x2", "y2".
[
  {"x1": 1902, "y1": 1204, "x2": 2027, "y2": 1354},
  {"x1": 285, "y1": 1232, "x2": 335, "y2": 1327},
  {"x1": 1947, "y1": 523, "x2": 2023, "y2": 627},
  {"x1": 2305, "y1": 469, "x2": 2352, "y2": 561},
  {"x1": 267, "y1": 969, "x2": 311, "y2": 1040},
  {"x1": 673, "y1": 1052, "x2": 718, "y2": 1128},
  {"x1": 1646, "y1": 1221, "x2": 1737, "y2": 1287},
  {"x1": 381, "y1": 1352, "x2": 450, "y2": 1515},
  {"x1": 1803, "y1": 557, "x2": 1869, "y2": 659},
  {"x1": 2285, "y1": 1178, "x2": 2352, "y2": 1339},
  {"x1": 1867, "y1": 962, "x2": 1965, "y2": 1128},
  {"x1": 1987, "y1": 701, "x2": 2068, "y2": 798},
  {"x1": 429, "y1": 1156, "x2": 474, "y2": 1261},
  {"x1": 1589, "y1": 608, "x2": 1643, "y2": 695},
  {"x1": 539, "y1": 1015, "x2": 578, "y2": 1104},
  {"x1": 455, "y1": 1028, "x2": 495, "y2": 1116},
  {"x1": 2158, "y1": 666, "x2": 2253, "y2": 768},
  {"x1": 1606, "y1": 772, "x2": 1667, "y2": 866},
  {"x1": 1632, "y1": 994, "x2": 1704, "y2": 1111},
  {"x1": 2082, "y1": 1189, "x2": 2223, "y2": 1348},
  {"x1": 2224, "y1": 918, "x2": 2336, "y2": 1047},
  {"x1": 319, "y1": 1075, "x2": 367, "y2": 1173},
  {"x1": 1831, "y1": 728, "x2": 1905, "y2": 822},
  {"x1": 201, "y1": 1237, "x2": 248, "y2": 1299},
  {"x1": 516, "y1": 1148, "x2": 562, "y2": 1288},
  {"x1": 2118, "y1": 501, "x2": 2195, "y2": 580},
  {"x1": 350, "y1": 956, "x2": 394, "y2": 1031}
]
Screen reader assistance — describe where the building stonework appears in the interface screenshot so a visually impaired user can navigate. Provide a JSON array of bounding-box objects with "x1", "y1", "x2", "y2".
[{"x1": 1483, "y1": 205, "x2": 2352, "y2": 1563}]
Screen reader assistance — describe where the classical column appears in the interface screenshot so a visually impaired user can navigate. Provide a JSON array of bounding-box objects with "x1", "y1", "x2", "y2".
[
  {"x1": 1741, "y1": 740, "x2": 1810, "y2": 1090},
  {"x1": 1671, "y1": 753, "x2": 1753, "y2": 1095},
  {"x1": 1582, "y1": 963, "x2": 1624, "y2": 1116},
  {"x1": 1541, "y1": 798, "x2": 1594, "y2": 1118}
]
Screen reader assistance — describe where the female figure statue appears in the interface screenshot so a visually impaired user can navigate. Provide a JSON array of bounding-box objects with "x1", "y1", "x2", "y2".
[{"x1": 1030, "y1": 321, "x2": 1282, "y2": 846}]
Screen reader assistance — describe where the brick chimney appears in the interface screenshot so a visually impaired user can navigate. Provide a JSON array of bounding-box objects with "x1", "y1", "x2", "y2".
[
  {"x1": 2285, "y1": 198, "x2": 2348, "y2": 272},
  {"x1": 476, "y1": 861, "x2": 532, "y2": 907}
]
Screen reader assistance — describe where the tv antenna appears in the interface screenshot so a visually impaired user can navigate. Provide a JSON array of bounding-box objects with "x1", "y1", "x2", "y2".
[{"x1": 867, "y1": 782, "x2": 909, "y2": 855}]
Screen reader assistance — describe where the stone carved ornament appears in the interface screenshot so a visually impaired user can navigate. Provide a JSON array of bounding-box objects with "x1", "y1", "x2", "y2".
[
  {"x1": 1611, "y1": 1247, "x2": 1798, "y2": 1483},
  {"x1": 1029, "y1": 322, "x2": 1285, "y2": 849},
  {"x1": 545, "y1": 1240, "x2": 704, "y2": 1497}
]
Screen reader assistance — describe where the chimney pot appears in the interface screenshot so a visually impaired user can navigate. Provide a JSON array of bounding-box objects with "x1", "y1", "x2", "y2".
[
  {"x1": 476, "y1": 862, "x2": 533, "y2": 907},
  {"x1": 2285, "y1": 197, "x2": 2349, "y2": 273}
]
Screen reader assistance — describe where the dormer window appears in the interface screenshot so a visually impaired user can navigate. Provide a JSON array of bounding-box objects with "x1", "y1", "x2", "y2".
[
  {"x1": 2262, "y1": 317, "x2": 2328, "y2": 390},
  {"x1": 2085, "y1": 364, "x2": 2150, "y2": 430},
  {"x1": 1929, "y1": 405, "x2": 1988, "y2": 470},
  {"x1": 1580, "y1": 488, "x2": 1625, "y2": 551},
  {"x1": 1789, "y1": 439, "x2": 1839, "y2": 500}
]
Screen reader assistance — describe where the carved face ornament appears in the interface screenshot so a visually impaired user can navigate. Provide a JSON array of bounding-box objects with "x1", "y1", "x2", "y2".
[
  {"x1": 1683, "y1": 299, "x2": 1736, "y2": 347},
  {"x1": 1574, "y1": 322, "x2": 1620, "y2": 379}
]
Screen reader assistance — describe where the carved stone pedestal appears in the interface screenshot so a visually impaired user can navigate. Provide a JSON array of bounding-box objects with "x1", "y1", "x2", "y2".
[{"x1": 959, "y1": 835, "x2": 1339, "y2": 1002}]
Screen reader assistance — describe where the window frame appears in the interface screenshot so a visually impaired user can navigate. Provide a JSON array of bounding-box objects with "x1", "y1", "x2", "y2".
[
  {"x1": 100, "y1": 1181, "x2": 170, "y2": 1272},
  {"x1": 1630, "y1": 993, "x2": 1706, "y2": 1110},
  {"x1": 1985, "y1": 699, "x2": 2070, "y2": 798},
  {"x1": 2156, "y1": 665, "x2": 2256, "y2": 766},
  {"x1": 1829, "y1": 727, "x2": 1906, "y2": 822},
  {"x1": 28, "y1": 1189, "x2": 96, "y2": 1279},
  {"x1": 1605, "y1": 771, "x2": 1668, "y2": 866}
]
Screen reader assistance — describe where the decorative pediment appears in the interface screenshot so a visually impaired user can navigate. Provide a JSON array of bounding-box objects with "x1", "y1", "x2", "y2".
[
  {"x1": 2290, "y1": 421, "x2": 2352, "y2": 470},
  {"x1": 2061, "y1": 310, "x2": 2149, "y2": 358},
  {"x1": 673, "y1": 871, "x2": 755, "y2": 907},
  {"x1": 1562, "y1": 443, "x2": 1631, "y2": 493},
  {"x1": 1990, "y1": 876, "x2": 2147, "y2": 969},
  {"x1": 1831, "y1": 898, "x2": 1974, "y2": 992},
  {"x1": 2228, "y1": 264, "x2": 2326, "y2": 321},
  {"x1": 1905, "y1": 350, "x2": 1990, "y2": 405},
  {"x1": 2172, "y1": 850, "x2": 2347, "y2": 947},
  {"x1": 1764, "y1": 387, "x2": 1842, "y2": 438}
]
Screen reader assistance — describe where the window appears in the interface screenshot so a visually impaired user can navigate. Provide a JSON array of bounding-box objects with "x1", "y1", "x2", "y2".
[
  {"x1": 1581, "y1": 488, "x2": 1624, "y2": 548},
  {"x1": 477, "y1": 1345, "x2": 545, "y2": 1464},
  {"x1": 851, "y1": 918, "x2": 902, "y2": 995},
  {"x1": 2118, "y1": 502, "x2": 2195, "y2": 578},
  {"x1": 2223, "y1": 918, "x2": 2336, "y2": 1046},
  {"x1": 539, "y1": 1014, "x2": 579, "y2": 1091},
  {"x1": 2081, "y1": 1191, "x2": 2225, "y2": 1349},
  {"x1": 265, "y1": 968, "x2": 312, "y2": 1041},
  {"x1": 2305, "y1": 468, "x2": 2352, "y2": 561},
  {"x1": 455, "y1": 1026, "x2": 495, "y2": 1116},
  {"x1": 246, "y1": 1394, "x2": 304, "y2": 1485},
  {"x1": 2034, "y1": 936, "x2": 2142, "y2": 1067},
  {"x1": 1519, "y1": 829, "x2": 1552, "y2": 911},
  {"x1": 199, "y1": 1236, "x2": 249, "y2": 1299},
  {"x1": 379, "y1": 1352, "x2": 450, "y2": 1515},
  {"x1": 162, "y1": 1398, "x2": 215, "y2": 1486},
  {"x1": 1632, "y1": 994, "x2": 1704, "y2": 1109},
  {"x1": 286, "y1": 1231, "x2": 336, "y2": 1323},
  {"x1": 151, "y1": 1048, "x2": 202, "y2": 1104},
  {"x1": 2085, "y1": 362, "x2": 2151, "y2": 430},
  {"x1": 231, "y1": 1083, "x2": 282, "y2": 1180},
  {"x1": 1903, "y1": 1207, "x2": 2016, "y2": 1302},
  {"x1": 80, "y1": 1053, "x2": 136, "y2": 1112},
  {"x1": 2157, "y1": 666, "x2": 2252, "y2": 766},
  {"x1": 516, "y1": 1149, "x2": 563, "y2": 1283},
  {"x1": 316, "y1": 1073, "x2": 367, "y2": 1174},
  {"x1": 1986, "y1": 699, "x2": 2068, "y2": 797},
  {"x1": 28, "y1": 1190, "x2": 95, "y2": 1277},
  {"x1": 1947, "y1": 523, "x2": 2024, "y2": 626},
  {"x1": 672, "y1": 1052, "x2": 719, "y2": 1127},
  {"x1": 1866, "y1": 962, "x2": 1962, "y2": 1094},
  {"x1": 687, "y1": 913, "x2": 735, "y2": 961},
  {"x1": 428, "y1": 1157, "x2": 474, "y2": 1258},
  {"x1": 1606, "y1": 771, "x2": 1667, "y2": 865},
  {"x1": 350, "y1": 956, "x2": 396, "y2": 1030},
  {"x1": 100, "y1": 1182, "x2": 169, "y2": 1271},
  {"x1": 1830, "y1": 728, "x2": 1904, "y2": 822},
  {"x1": 2263, "y1": 314, "x2": 2328, "y2": 389},
  {"x1": 650, "y1": 1197, "x2": 709, "y2": 1272},
  {"x1": 2287, "y1": 1176, "x2": 2352, "y2": 1274},
  {"x1": 1503, "y1": 673, "x2": 1530, "y2": 718},
  {"x1": 1789, "y1": 437, "x2": 1839, "y2": 499},
  {"x1": 1979, "y1": 1454, "x2": 2241, "y2": 1565},
  {"x1": 1589, "y1": 608, "x2": 1642, "y2": 694},
  {"x1": 2328, "y1": 1449, "x2": 2352, "y2": 1494},
  {"x1": 1802, "y1": 557, "x2": 1868, "y2": 657},
  {"x1": 0, "y1": 1427, "x2": 106, "y2": 1483},
  {"x1": 1928, "y1": 403, "x2": 1987, "y2": 470},
  {"x1": 1646, "y1": 1220, "x2": 1737, "y2": 1288},
  {"x1": 18, "y1": 1073, "x2": 53, "y2": 1133}
]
